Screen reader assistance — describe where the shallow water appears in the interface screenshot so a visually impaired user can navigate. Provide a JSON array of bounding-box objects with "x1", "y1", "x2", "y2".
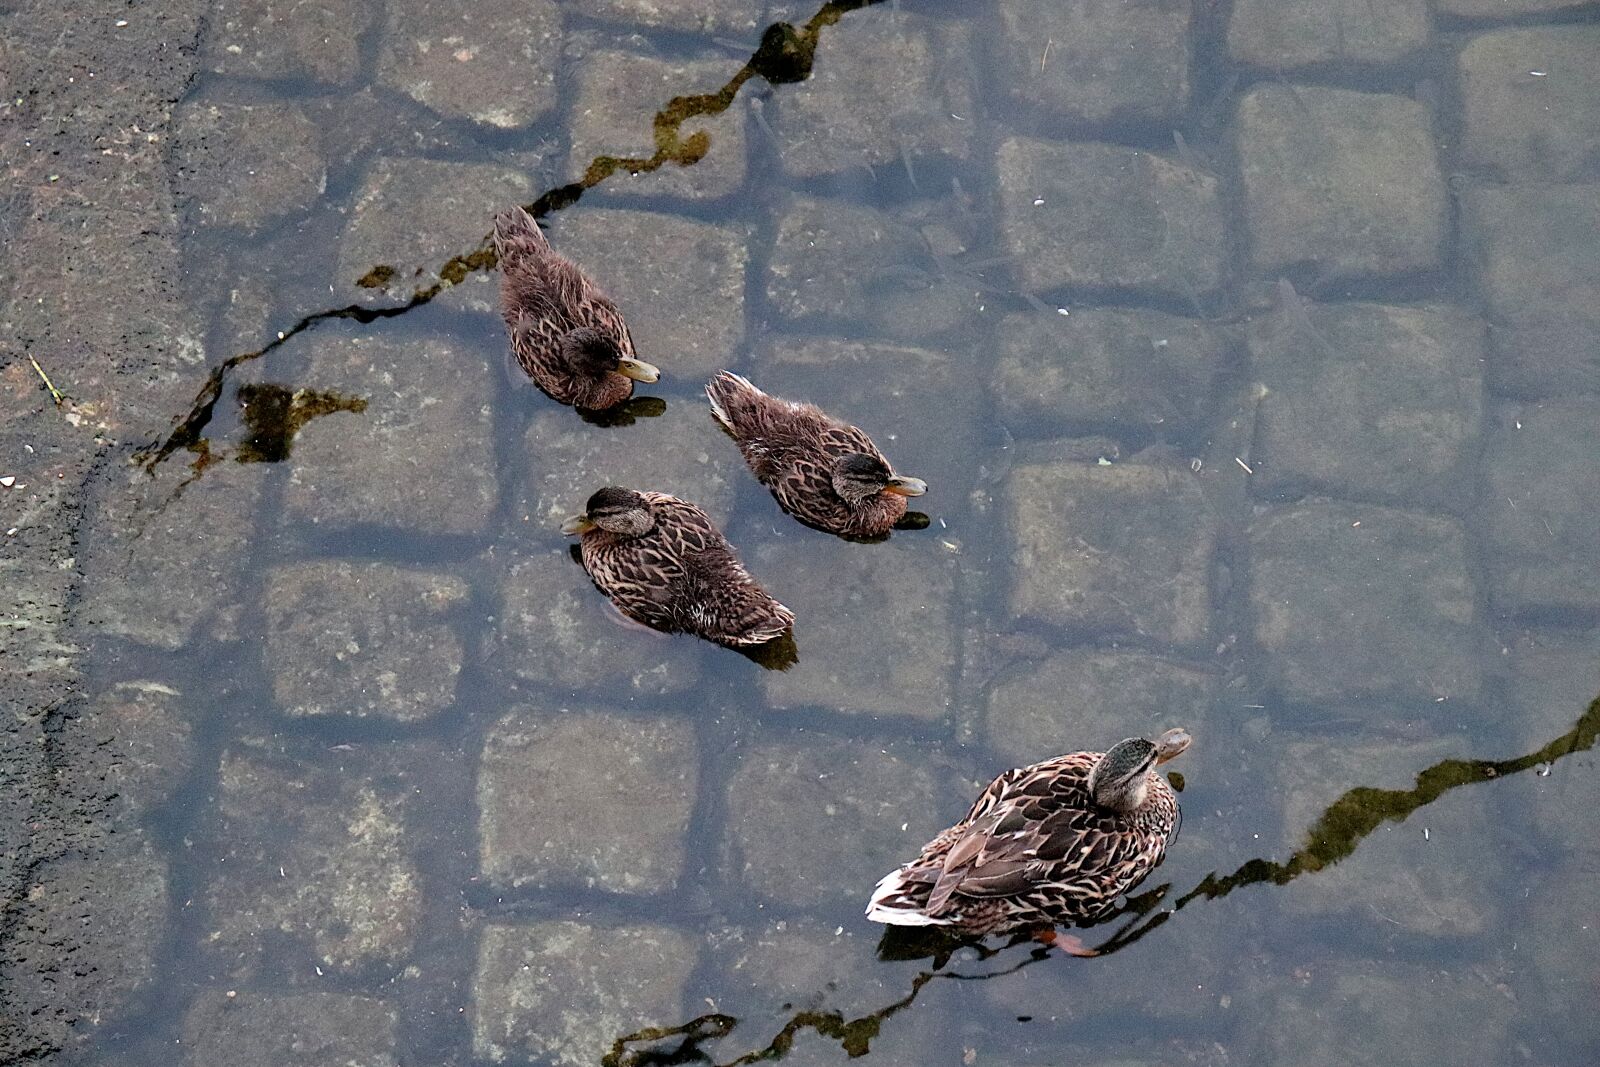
[{"x1": 51, "y1": 0, "x2": 1600, "y2": 1064}]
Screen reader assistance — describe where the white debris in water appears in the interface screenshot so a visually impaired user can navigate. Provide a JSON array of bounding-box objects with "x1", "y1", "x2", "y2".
[
  {"x1": 1056, "y1": 307, "x2": 1069, "y2": 316},
  {"x1": 1235, "y1": 456, "x2": 1254, "y2": 474},
  {"x1": 1033, "y1": 198, "x2": 1044, "y2": 206},
  {"x1": 1530, "y1": 71, "x2": 1547, "y2": 77},
  {"x1": 0, "y1": 476, "x2": 13, "y2": 487}
]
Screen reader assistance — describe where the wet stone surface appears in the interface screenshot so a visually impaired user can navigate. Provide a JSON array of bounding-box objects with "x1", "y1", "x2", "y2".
[
  {"x1": 170, "y1": 99, "x2": 325, "y2": 233},
  {"x1": 477, "y1": 707, "x2": 698, "y2": 894},
  {"x1": 1463, "y1": 184, "x2": 1600, "y2": 398},
  {"x1": 772, "y1": 7, "x2": 975, "y2": 179},
  {"x1": 991, "y1": 307, "x2": 1229, "y2": 442},
  {"x1": 180, "y1": 990, "x2": 399, "y2": 1067},
  {"x1": 264, "y1": 561, "x2": 470, "y2": 723},
  {"x1": 765, "y1": 194, "x2": 927, "y2": 329},
  {"x1": 566, "y1": 49, "x2": 747, "y2": 200},
  {"x1": 1479, "y1": 399, "x2": 1600, "y2": 617},
  {"x1": 722, "y1": 733, "x2": 945, "y2": 909},
  {"x1": 993, "y1": 0, "x2": 1190, "y2": 126},
  {"x1": 1236, "y1": 86, "x2": 1446, "y2": 280},
  {"x1": 1249, "y1": 499, "x2": 1484, "y2": 709},
  {"x1": 491, "y1": 545, "x2": 704, "y2": 696},
  {"x1": 1435, "y1": 0, "x2": 1597, "y2": 16},
  {"x1": 284, "y1": 331, "x2": 497, "y2": 536},
  {"x1": 1249, "y1": 301, "x2": 1486, "y2": 510},
  {"x1": 706, "y1": 919, "x2": 900, "y2": 1020},
  {"x1": 579, "y1": 0, "x2": 769, "y2": 34},
  {"x1": 751, "y1": 537, "x2": 955, "y2": 723},
  {"x1": 1228, "y1": 0, "x2": 1429, "y2": 70},
  {"x1": 376, "y1": 0, "x2": 560, "y2": 130},
  {"x1": 543, "y1": 207, "x2": 746, "y2": 379},
  {"x1": 996, "y1": 137, "x2": 1225, "y2": 300},
  {"x1": 1497, "y1": 626, "x2": 1600, "y2": 755},
  {"x1": 337, "y1": 157, "x2": 534, "y2": 313},
  {"x1": 57, "y1": 681, "x2": 195, "y2": 825},
  {"x1": 1458, "y1": 27, "x2": 1600, "y2": 184},
  {"x1": 472, "y1": 920, "x2": 695, "y2": 1067},
  {"x1": 201, "y1": 0, "x2": 374, "y2": 84},
  {"x1": 1005, "y1": 455, "x2": 1216, "y2": 649}
]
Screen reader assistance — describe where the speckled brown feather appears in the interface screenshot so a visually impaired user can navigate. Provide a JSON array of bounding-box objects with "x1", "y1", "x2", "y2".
[
  {"x1": 867, "y1": 751, "x2": 1181, "y2": 934},
  {"x1": 494, "y1": 206, "x2": 640, "y2": 410},
  {"x1": 706, "y1": 372, "x2": 908, "y2": 538},
  {"x1": 577, "y1": 492, "x2": 795, "y2": 646}
]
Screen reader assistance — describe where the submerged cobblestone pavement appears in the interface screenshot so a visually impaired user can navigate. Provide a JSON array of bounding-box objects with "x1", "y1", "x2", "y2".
[{"x1": 3, "y1": 1, "x2": 1600, "y2": 1065}]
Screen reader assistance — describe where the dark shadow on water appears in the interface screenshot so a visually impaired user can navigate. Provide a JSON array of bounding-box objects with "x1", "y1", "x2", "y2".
[
  {"x1": 602, "y1": 691, "x2": 1600, "y2": 1066},
  {"x1": 234, "y1": 383, "x2": 367, "y2": 463},
  {"x1": 731, "y1": 630, "x2": 800, "y2": 672},
  {"x1": 580, "y1": 395, "x2": 669, "y2": 427}
]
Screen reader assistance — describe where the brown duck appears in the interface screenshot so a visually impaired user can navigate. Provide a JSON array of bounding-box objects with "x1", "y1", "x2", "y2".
[
  {"x1": 705, "y1": 371, "x2": 927, "y2": 539},
  {"x1": 561, "y1": 487, "x2": 794, "y2": 646},
  {"x1": 493, "y1": 205, "x2": 659, "y2": 410},
  {"x1": 867, "y1": 729, "x2": 1191, "y2": 936}
]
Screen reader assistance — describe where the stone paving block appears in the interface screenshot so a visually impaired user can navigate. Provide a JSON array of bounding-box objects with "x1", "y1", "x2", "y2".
[
  {"x1": 337, "y1": 157, "x2": 534, "y2": 313},
  {"x1": 1480, "y1": 400, "x2": 1600, "y2": 616},
  {"x1": 765, "y1": 194, "x2": 926, "y2": 327},
  {"x1": 986, "y1": 648, "x2": 1216, "y2": 770},
  {"x1": 284, "y1": 331, "x2": 497, "y2": 536},
  {"x1": 1498, "y1": 626, "x2": 1600, "y2": 755},
  {"x1": 492, "y1": 546, "x2": 704, "y2": 696},
  {"x1": 478, "y1": 708, "x2": 698, "y2": 894},
  {"x1": 567, "y1": 49, "x2": 747, "y2": 200},
  {"x1": 1459, "y1": 27, "x2": 1600, "y2": 183},
  {"x1": 1249, "y1": 500, "x2": 1483, "y2": 708},
  {"x1": 376, "y1": 0, "x2": 560, "y2": 130},
  {"x1": 1237, "y1": 86, "x2": 1446, "y2": 279},
  {"x1": 181, "y1": 991, "x2": 399, "y2": 1067},
  {"x1": 723, "y1": 734, "x2": 946, "y2": 908},
  {"x1": 772, "y1": 7, "x2": 974, "y2": 179},
  {"x1": 78, "y1": 459, "x2": 264, "y2": 650},
  {"x1": 170, "y1": 99, "x2": 325, "y2": 233},
  {"x1": 992, "y1": 308, "x2": 1228, "y2": 441},
  {"x1": 1436, "y1": 0, "x2": 1597, "y2": 16},
  {"x1": 264, "y1": 561, "x2": 469, "y2": 723},
  {"x1": 1249, "y1": 301, "x2": 1485, "y2": 510},
  {"x1": 996, "y1": 137, "x2": 1225, "y2": 299},
  {"x1": 580, "y1": 0, "x2": 769, "y2": 34},
  {"x1": 58, "y1": 681, "x2": 194, "y2": 825},
  {"x1": 1463, "y1": 185, "x2": 1600, "y2": 398},
  {"x1": 1005, "y1": 456, "x2": 1216, "y2": 649},
  {"x1": 1229, "y1": 0, "x2": 1429, "y2": 70},
  {"x1": 203, "y1": 742, "x2": 426, "y2": 977},
  {"x1": 201, "y1": 0, "x2": 374, "y2": 84},
  {"x1": 1516, "y1": 856, "x2": 1600, "y2": 1045},
  {"x1": 543, "y1": 207, "x2": 745, "y2": 378},
  {"x1": 707, "y1": 919, "x2": 899, "y2": 1016},
  {"x1": 994, "y1": 0, "x2": 1190, "y2": 125},
  {"x1": 472, "y1": 920, "x2": 695, "y2": 1067},
  {"x1": 749, "y1": 537, "x2": 955, "y2": 723}
]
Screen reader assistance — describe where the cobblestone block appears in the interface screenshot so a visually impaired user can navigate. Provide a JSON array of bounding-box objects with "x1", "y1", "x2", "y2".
[
  {"x1": 171, "y1": 99, "x2": 325, "y2": 233},
  {"x1": 181, "y1": 991, "x2": 399, "y2": 1067},
  {"x1": 201, "y1": 0, "x2": 374, "y2": 84},
  {"x1": 1459, "y1": 27, "x2": 1600, "y2": 183},
  {"x1": 1229, "y1": 0, "x2": 1429, "y2": 70}
]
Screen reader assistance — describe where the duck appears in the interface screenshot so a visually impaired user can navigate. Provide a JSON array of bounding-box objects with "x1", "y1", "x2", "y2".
[
  {"x1": 561, "y1": 486, "x2": 795, "y2": 646},
  {"x1": 866, "y1": 728, "x2": 1191, "y2": 936},
  {"x1": 705, "y1": 371, "x2": 927, "y2": 540},
  {"x1": 493, "y1": 205, "x2": 660, "y2": 410}
]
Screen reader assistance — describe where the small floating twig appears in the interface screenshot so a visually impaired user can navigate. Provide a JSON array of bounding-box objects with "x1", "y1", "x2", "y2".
[{"x1": 27, "y1": 356, "x2": 64, "y2": 406}]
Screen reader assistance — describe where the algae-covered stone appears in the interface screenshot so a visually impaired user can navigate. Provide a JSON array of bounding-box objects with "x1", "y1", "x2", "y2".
[
  {"x1": 181, "y1": 991, "x2": 399, "y2": 1067},
  {"x1": 996, "y1": 137, "x2": 1225, "y2": 299},
  {"x1": 202, "y1": 742, "x2": 426, "y2": 977},
  {"x1": 284, "y1": 331, "x2": 497, "y2": 536},
  {"x1": 1237, "y1": 86, "x2": 1446, "y2": 279},
  {"x1": 491, "y1": 547, "x2": 703, "y2": 696},
  {"x1": 751, "y1": 537, "x2": 955, "y2": 723},
  {"x1": 1005, "y1": 457, "x2": 1216, "y2": 649},
  {"x1": 1248, "y1": 500, "x2": 1483, "y2": 708},
  {"x1": 986, "y1": 649, "x2": 1215, "y2": 770},
  {"x1": 478, "y1": 708, "x2": 698, "y2": 894},
  {"x1": 765, "y1": 194, "x2": 926, "y2": 327},
  {"x1": 376, "y1": 0, "x2": 559, "y2": 130},
  {"x1": 1459, "y1": 27, "x2": 1600, "y2": 183},
  {"x1": 170, "y1": 99, "x2": 325, "y2": 233},
  {"x1": 201, "y1": 0, "x2": 374, "y2": 84},
  {"x1": 772, "y1": 8, "x2": 974, "y2": 178},
  {"x1": 543, "y1": 207, "x2": 745, "y2": 378},
  {"x1": 1249, "y1": 301, "x2": 1485, "y2": 510},
  {"x1": 1480, "y1": 400, "x2": 1600, "y2": 616},
  {"x1": 264, "y1": 561, "x2": 469, "y2": 723},
  {"x1": 472, "y1": 920, "x2": 694, "y2": 1067},
  {"x1": 723, "y1": 734, "x2": 944, "y2": 907},
  {"x1": 566, "y1": 49, "x2": 747, "y2": 200},
  {"x1": 337, "y1": 157, "x2": 533, "y2": 312},
  {"x1": 994, "y1": 0, "x2": 1190, "y2": 124},
  {"x1": 1229, "y1": 0, "x2": 1429, "y2": 70},
  {"x1": 992, "y1": 308, "x2": 1228, "y2": 441}
]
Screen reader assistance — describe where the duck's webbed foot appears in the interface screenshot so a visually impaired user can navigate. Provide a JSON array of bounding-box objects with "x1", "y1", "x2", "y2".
[{"x1": 1032, "y1": 927, "x2": 1099, "y2": 958}]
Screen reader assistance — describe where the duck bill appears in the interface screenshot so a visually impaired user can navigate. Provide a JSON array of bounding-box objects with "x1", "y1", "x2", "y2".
[
  {"x1": 560, "y1": 514, "x2": 597, "y2": 536},
  {"x1": 617, "y1": 357, "x2": 660, "y2": 383},
  {"x1": 883, "y1": 475, "x2": 928, "y2": 497},
  {"x1": 1154, "y1": 728, "x2": 1192, "y2": 764}
]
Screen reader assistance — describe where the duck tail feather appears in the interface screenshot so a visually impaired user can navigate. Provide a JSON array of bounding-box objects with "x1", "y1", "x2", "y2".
[
  {"x1": 705, "y1": 370, "x2": 763, "y2": 432},
  {"x1": 866, "y1": 867, "x2": 953, "y2": 927},
  {"x1": 493, "y1": 205, "x2": 549, "y2": 258}
]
